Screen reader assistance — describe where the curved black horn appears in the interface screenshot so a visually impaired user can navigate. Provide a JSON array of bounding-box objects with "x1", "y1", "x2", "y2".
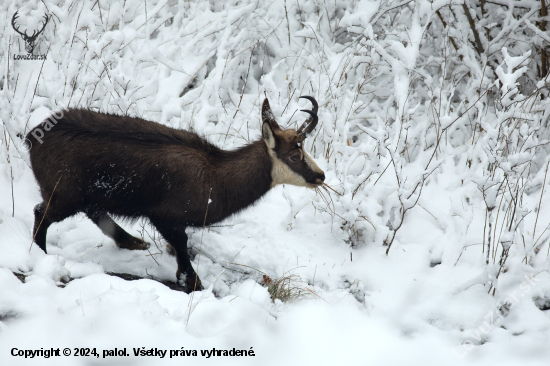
[
  {"x1": 298, "y1": 110, "x2": 318, "y2": 136},
  {"x1": 297, "y1": 96, "x2": 319, "y2": 136},
  {"x1": 299, "y1": 96, "x2": 318, "y2": 114}
]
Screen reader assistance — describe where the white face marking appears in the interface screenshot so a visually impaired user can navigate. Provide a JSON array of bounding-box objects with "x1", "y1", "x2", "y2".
[
  {"x1": 268, "y1": 148, "x2": 308, "y2": 187},
  {"x1": 266, "y1": 145, "x2": 322, "y2": 188}
]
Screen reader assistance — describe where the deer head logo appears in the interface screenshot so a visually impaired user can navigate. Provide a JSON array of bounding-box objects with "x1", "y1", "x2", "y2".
[{"x1": 11, "y1": 11, "x2": 49, "y2": 54}]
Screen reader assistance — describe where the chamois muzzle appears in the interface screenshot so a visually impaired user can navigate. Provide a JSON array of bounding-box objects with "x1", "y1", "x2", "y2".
[{"x1": 315, "y1": 172, "x2": 325, "y2": 185}]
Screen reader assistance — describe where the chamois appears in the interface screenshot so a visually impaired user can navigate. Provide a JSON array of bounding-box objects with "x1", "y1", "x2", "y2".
[{"x1": 27, "y1": 97, "x2": 325, "y2": 292}]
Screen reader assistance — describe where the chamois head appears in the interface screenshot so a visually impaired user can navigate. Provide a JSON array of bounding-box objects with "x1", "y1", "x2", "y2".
[{"x1": 261, "y1": 96, "x2": 325, "y2": 188}]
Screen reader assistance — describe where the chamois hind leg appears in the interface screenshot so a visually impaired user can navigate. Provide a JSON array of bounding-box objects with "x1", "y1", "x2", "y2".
[
  {"x1": 32, "y1": 201, "x2": 77, "y2": 253},
  {"x1": 86, "y1": 212, "x2": 149, "y2": 250},
  {"x1": 151, "y1": 219, "x2": 203, "y2": 293}
]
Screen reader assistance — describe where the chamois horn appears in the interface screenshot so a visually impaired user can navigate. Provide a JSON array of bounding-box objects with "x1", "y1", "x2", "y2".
[{"x1": 297, "y1": 96, "x2": 319, "y2": 137}]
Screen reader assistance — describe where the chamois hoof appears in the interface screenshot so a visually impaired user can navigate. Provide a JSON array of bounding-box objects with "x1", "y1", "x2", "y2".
[
  {"x1": 116, "y1": 236, "x2": 149, "y2": 251},
  {"x1": 178, "y1": 273, "x2": 203, "y2": 293}
]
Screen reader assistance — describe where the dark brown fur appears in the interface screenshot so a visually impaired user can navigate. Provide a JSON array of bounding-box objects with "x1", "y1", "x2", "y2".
[{"x1": 27, "y1": 99, "x2": 324, "y2": 292}]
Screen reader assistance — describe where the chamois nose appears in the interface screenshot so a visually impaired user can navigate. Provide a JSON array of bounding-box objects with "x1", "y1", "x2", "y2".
[{"x1": 316, "y1": 172, "x2": 325, "y2": 184}]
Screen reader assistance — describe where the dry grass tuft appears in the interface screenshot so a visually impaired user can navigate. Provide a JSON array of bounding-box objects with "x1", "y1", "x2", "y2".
[{"x1": 261, "y1": 273, "x2": 309, "y2": 303}]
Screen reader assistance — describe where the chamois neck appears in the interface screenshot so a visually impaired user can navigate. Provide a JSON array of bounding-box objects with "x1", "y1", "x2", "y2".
[{"x1": 206, "y1": 139, "x2": 273, "y2": 223}]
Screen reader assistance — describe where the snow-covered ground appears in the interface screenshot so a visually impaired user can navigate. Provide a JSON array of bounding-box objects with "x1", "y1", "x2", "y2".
[{"x1": 2, "y1": 0, "x2": 550, "y2": 364}]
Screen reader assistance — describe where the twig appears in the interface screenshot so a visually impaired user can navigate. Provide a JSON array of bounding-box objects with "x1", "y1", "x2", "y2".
[
  {"x1": 56, "y1": 244, "x2": 103, "y2": 282},
  {"x1": 322, "y1": 182, "x2": 342, "y2": 195},
  {"x1": 212, "y1": 246, "x2": 245, "y2": 286},
  {"x1": 186, "y1": 187, "x2": 213, "y2": 326},
  {"x1": 455, "y1": 243, "x2": 483, "y2": 266},
  {"x1": 284, "y1": 0, "x2": 290, "y2": 45},
  {"x1": 370, "y1": 0, "x2": 414, "y2": 25},
  {"x1": 220, "y1": 261, "x2": 266, "y2": 274},
  {"x1": 232, "y1": 46, "x2": 255, "y2": 118},
  {"x1": 462, "y1": 2, "x2": 484, "y2": 55},
  {"x1": 533, "y1": 161, "x2": 549, "y2": 239},
  {"x1": 30, "y1": 176, "x2": 62, "y2": 251},
  {"x1": 305, "y1": 287, "x2": 332, "y2": 305},
  {"x1": 435, "y1": 10, "x2": 462, "y2": 60}
]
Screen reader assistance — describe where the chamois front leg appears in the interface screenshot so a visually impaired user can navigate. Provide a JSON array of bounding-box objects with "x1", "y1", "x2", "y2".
[
  {"x1": 151, "y1": 220, "x2": 203, "y2": 293},
  {"x1": 33, "y1": 200, "x2": 78, "y2": 253},
  {"x1": 33, "y1": 202, "x2": 52, "y2": 253}
]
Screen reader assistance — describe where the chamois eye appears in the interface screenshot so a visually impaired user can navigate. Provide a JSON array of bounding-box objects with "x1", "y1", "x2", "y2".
[{"x1": 289, "y1": 153, "x2": 301, "y2": 162}]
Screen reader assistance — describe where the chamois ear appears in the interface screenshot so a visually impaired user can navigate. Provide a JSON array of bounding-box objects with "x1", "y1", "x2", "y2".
[
  {"x1": 261, "y1": 98, "x2": 281, "y2": 131},
  {"x1": 262, "y1": 121, "x2": 277, "y2": 149}
]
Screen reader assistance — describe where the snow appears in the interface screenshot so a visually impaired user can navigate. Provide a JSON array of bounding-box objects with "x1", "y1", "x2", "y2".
[{"x1": 2, "y1": 0, "x2": 550, "y2": 364}]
